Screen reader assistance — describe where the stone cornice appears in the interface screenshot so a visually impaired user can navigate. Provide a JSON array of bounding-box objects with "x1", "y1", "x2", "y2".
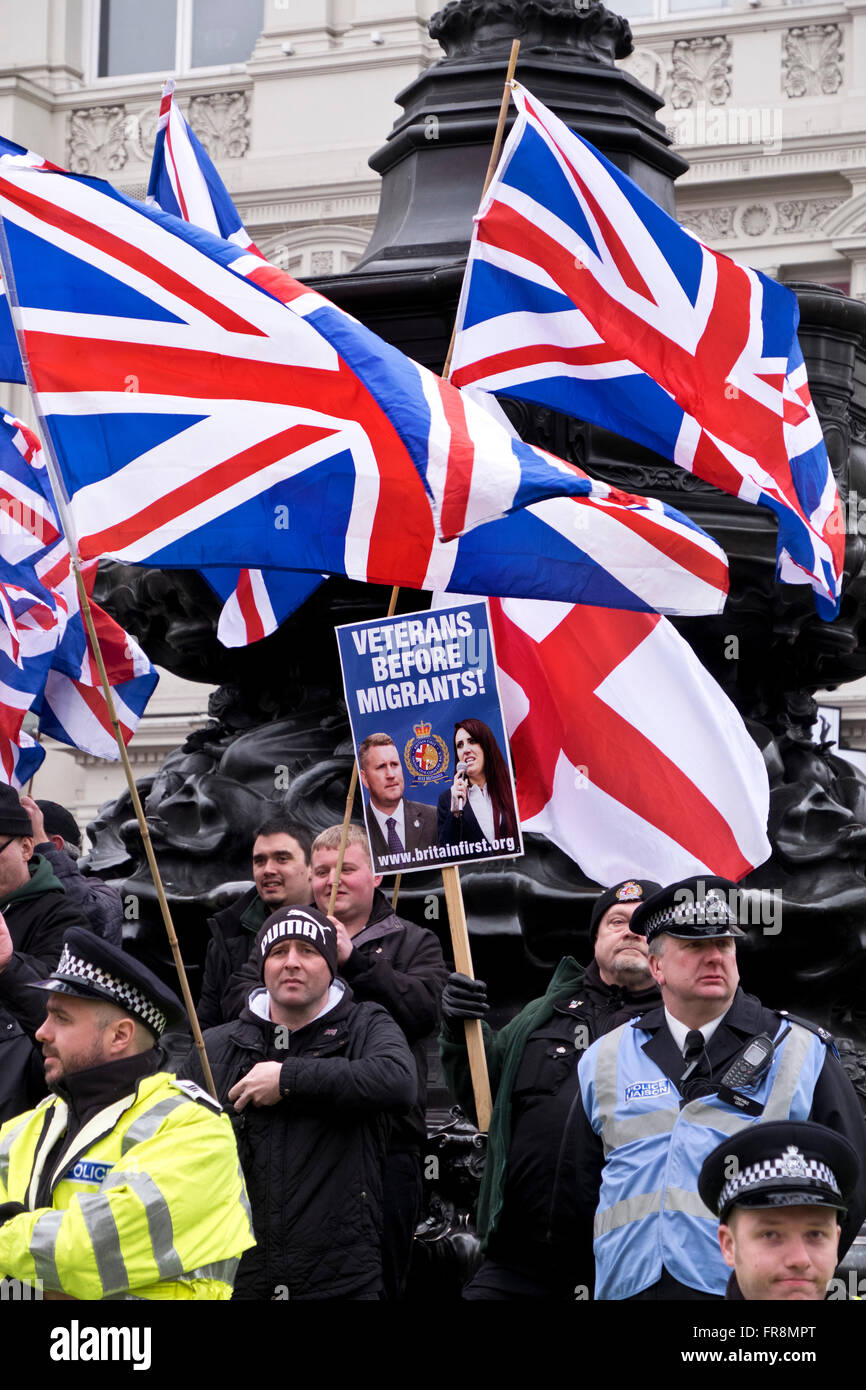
[
  {"x1": 51, "y1": 71, "x2": 252, "y2": 110},
  {"x1": 246, "y1": 41, "x2": 437, "y2": 82},
  {"x1": 678, "y1": 141, "x2": 866, "y2": 185},
  {"x1": 628, "y1": 0, "x2": 854, "y2": 44},
  {"x1": 241, "y1": 185, "x2": 381, "y2": 225}
]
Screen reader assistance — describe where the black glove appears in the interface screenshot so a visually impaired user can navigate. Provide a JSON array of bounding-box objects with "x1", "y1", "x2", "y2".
[
  {"x1": 442, "y1": 971, "x2": 489, "y2": 1021},
  {"x1": 0, "y1": 1201, "x2": 25, "y2": 1227}
]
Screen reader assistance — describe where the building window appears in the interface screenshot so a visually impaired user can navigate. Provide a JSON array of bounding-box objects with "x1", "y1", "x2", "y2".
[
  {"x1": 617, "y1": 0, "x2": 729, "y2": 16},
  {"x1": 98, "y1": 0, "x2": 263, "y2": 77}
]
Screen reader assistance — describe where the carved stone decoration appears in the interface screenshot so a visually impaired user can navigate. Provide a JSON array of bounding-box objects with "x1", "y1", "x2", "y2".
[
  {"x1": 67, "y1": 106, "x2": 128, "y2": 176},
  {"x1": 782, "y1": 24, "x2": 843, "y2": 99},
  {"x1": 777, "y1": 199, "x2": 807, "y2": 233},
  {"x1": 428, "y1": 0, "x2": 633, "y2": 65},
  {"x1": 803, "y1": 198, "x2": 845, "y2": 230},
  {"x1": 123, "y1": 105, "x2": 162, "y2": 165},
  {"x1": 681, "y1": 206, "x2": 736, "y2": 241},
  {"x1": 310, "y1": 250, "x2": 335, "y2": 274},
  {"x1": 776, "y1": 198, "x2": 845, "y2": 234},
  {"x1": 740, "y1": 203, "x2": 772, "y2": 237},
  {"x1": 187, "y1": 91, "x2": 250, "y2": 160},
  {"x1": 618, "y1": 45, "x2": 667, "y2": 97},
  {"x1": 669, "y1": 36, "x2": 731, "y2": 110}
]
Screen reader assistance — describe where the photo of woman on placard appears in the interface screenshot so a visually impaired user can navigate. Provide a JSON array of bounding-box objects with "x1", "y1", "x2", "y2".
[{"x1": 437, "y1": 717, "x2": 519, "y2": 855}]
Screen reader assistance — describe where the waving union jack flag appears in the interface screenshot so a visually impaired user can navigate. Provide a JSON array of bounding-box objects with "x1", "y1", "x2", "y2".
[
  {"x1": 144, "y1": 85, "x2": 321, "y2": 646},
  {"x1": 451, "y1": 86, "x2": 844, "y2": 620},
  {"x1": 0, "y1": 138, "x2": 731, "y2": 621},
  {"x1": 148, "y1": 79, "x2": 263, "y2": 257},
  {"x1": 0, "y1": 410, "x2": 158, "y2": 775},
  {"x1": 0, "y1": 144, "x2": 615, "y2": 585}
]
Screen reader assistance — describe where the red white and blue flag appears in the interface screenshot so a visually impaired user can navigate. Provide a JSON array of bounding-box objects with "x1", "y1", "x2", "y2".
[
  {"x1": 451, "y1": 86, "x2": 844, "y2": 620},
  {"x1": 0, "y1": 144, "x2": 53, "y2": 385},
  {"x1": 147, "y1": 79, "x2": 263, "y2": 257},
  {"x1": 0, "y1": 140, "x2": 730, "y2": 620},
  {"x1": 490, "y1": 595, "x2": 771, "y2": 885},
  {"x1": 0, "y1": 145, "x2": 619, "y2": 580},
  {"x1": 0, "y1": 409, "x2": 158, "y2": 772},
  {"x1": 145, "y1": 87, "x2": 319, "y2": 646}
]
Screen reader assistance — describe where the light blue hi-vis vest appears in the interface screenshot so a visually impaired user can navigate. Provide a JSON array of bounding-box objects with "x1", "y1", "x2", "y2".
[{"x1": 579, "y1": 1017, "x2": 826, "y2": 1300}]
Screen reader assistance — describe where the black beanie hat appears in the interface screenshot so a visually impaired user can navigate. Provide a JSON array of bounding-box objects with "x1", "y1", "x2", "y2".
[
  {"x1": 255, "y1": 906, "x2": 339, "y2": 980},
  {"x1": 589, "y1": 879, "x2": 662, "y2": 943},
  {"x1": 0, "y1": 786, "x2": 36, "y2": 838}
]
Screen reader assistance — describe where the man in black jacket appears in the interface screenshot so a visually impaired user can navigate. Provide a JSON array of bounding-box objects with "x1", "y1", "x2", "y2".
[
  {"x1": 197, "y1": 815, "x2": 312, "y2": 1029},
  {"x1": 311, "y1": 823, "x2": 448, "y2": 1299},
  {"x1": 0, "y1": 786, "x2": 91, "y2": 1123},
  {"x1": 440, "y1": 877, "x2": 661, "y2": 1299},
  {"x1": 179, "y1": 905, "x2": 416, "y2": 1300}
]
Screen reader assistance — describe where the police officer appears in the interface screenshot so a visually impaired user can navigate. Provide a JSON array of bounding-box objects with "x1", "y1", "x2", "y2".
[
  {"x1": 573, "y1": 876, "x2": 866, "y2": 1301},
  {"x1": 440, "y1": 877, "x2": 661, "y2": 1299},
  {"x1": 698, "y1": 1121, "x2": 861, "y2": 1300},
  {"x1": 0, "y1": 926, "x2": 255, "y2": 1300}
]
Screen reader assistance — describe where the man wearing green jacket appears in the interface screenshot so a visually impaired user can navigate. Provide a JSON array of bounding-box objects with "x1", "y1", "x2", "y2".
[{"x1": 440, "y1": 877, "x2": 660, "y2": 1299}]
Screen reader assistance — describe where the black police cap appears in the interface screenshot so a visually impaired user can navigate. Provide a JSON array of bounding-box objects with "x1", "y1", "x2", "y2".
[
  {"x1": 589, "y1": 879, "x2": 661, "y2": 943},
  {"x1": 630, "y1": 876, "x2": 746, "y2": 945},
  {"x1": 29, "y1": 927, "x2": 185, "y2": 1038},
  {"x1": 698, "y1": 1120, "x2": 860, "y2": 1222}
]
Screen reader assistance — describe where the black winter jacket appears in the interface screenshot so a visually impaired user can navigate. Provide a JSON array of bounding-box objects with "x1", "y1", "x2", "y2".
[
  {"x1": 226, "y1": 889, "x2": 448, "y2": 1151},
  {"x1": 36, "y1": 844, "x2": 123, "y2": 946},
  {"x1": 0, "y1": 854, "x2": 91, "y2": 1123},
  {"x1": 179, "y1": 983, "x2": 416, "y2": 1300},
  {"x1": 197, "y1": 886, "x2": 265, "y2": 1032}
]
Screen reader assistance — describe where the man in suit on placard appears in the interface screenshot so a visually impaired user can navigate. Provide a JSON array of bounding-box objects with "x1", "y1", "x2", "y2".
[{"x1": 359, "y1": 733, "x2": 437, "y2": 873}]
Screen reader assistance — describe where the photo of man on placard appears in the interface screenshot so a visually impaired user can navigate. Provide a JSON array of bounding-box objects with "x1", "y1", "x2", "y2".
[{"x1": 359, "y1": 732, "x2": 438, "y2": 873}]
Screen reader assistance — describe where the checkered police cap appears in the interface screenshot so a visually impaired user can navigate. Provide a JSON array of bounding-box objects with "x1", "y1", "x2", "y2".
[
  {"x1": 631, "y1": 877, "x2": 746, "y2": 944},
  {"x1": 698, "y1": 1120, "x2": 861, "y2": 1222},
  {"x1": 719, "y1": 1148, "x2": 842, "y2": 1216},
  {"x1": 28, "y1": 927, "x2": 184, "y2": 1038}
]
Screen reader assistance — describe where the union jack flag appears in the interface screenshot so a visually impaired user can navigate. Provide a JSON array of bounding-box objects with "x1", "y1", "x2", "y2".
[
  {"x1": 148, "y1": 79, "x2": 263, "y2": 257},
  {"x1": 0, "y1": 410, "x2": 158, "y2": 770},
  {"x1": 0, "y1": 147, "x2": 616, "y2": 587},
  {"x1": 450, "y1": 86, "x2": 844, "y2": 620},
  {"x1": 146, "y1": 85, "x2": 315, "y2": 646},
  {"x1": 0, "y1": 276, "x2": 23, "y2": 384},
  {"x1": 0, "y1": 141, "x2": 730, "y2": 620},
  {"x1": 0, "y1": 144, "x2": 53, "y2": 385}
]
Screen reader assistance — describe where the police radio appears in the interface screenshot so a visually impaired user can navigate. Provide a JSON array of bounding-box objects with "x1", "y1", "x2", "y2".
[{"x1": 715, "y1": 1025, "x2": 791, "y2": 1116}]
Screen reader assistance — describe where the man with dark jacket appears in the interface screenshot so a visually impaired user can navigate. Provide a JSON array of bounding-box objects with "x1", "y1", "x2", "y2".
[
  {"x1": 311, "y1": 823, "x2": 448, "y2": 1299},
  {"x1": 440, "y1": 877, "x2": 661, "y2": 1299},
  {"x1": 22, "y1": 796, "x2": 123, "y2": 946},
  {"x1": 179, "y1": 905, "x2": 416, "y2": 1300},
  {"x1": 0, "y1": 786, "x2": 91, "y2": 1123},
  {"x1": 197, "y1": 815, "x2": 312, "y2": 1030}
]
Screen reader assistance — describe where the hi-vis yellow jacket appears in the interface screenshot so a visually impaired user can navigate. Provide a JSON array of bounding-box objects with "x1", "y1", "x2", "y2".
[{"x1": 0, "y1": 1072, "x2": 255, "y2": 1300}]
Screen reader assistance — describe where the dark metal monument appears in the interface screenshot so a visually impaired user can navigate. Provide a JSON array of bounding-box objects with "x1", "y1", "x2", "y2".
[{"x1": 90, "y1": 0, "x2": 866, "y2": 1057}]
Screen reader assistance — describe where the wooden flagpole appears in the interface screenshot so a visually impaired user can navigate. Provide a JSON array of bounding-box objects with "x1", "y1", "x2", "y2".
[
  {"x1": 327, "y1": 584, "x2": 401, "y2": 916},
  {"x1": 435, "y1": 38, "x2": 520, "y2": 1135},
  {"x1": 316, "y1": 44, "x2": 520, "y2": 1132},
  {"x1": 68, "y1": 564, "x2": 217, "y2": 1097},
  {"x1": 30, "y1": 466, "x2": 219, "y2": 1098}
]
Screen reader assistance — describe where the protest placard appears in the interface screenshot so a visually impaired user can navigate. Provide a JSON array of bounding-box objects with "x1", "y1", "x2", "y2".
[{"x1": 336, "y1": 600, "x2": 523, "y2": 875}]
